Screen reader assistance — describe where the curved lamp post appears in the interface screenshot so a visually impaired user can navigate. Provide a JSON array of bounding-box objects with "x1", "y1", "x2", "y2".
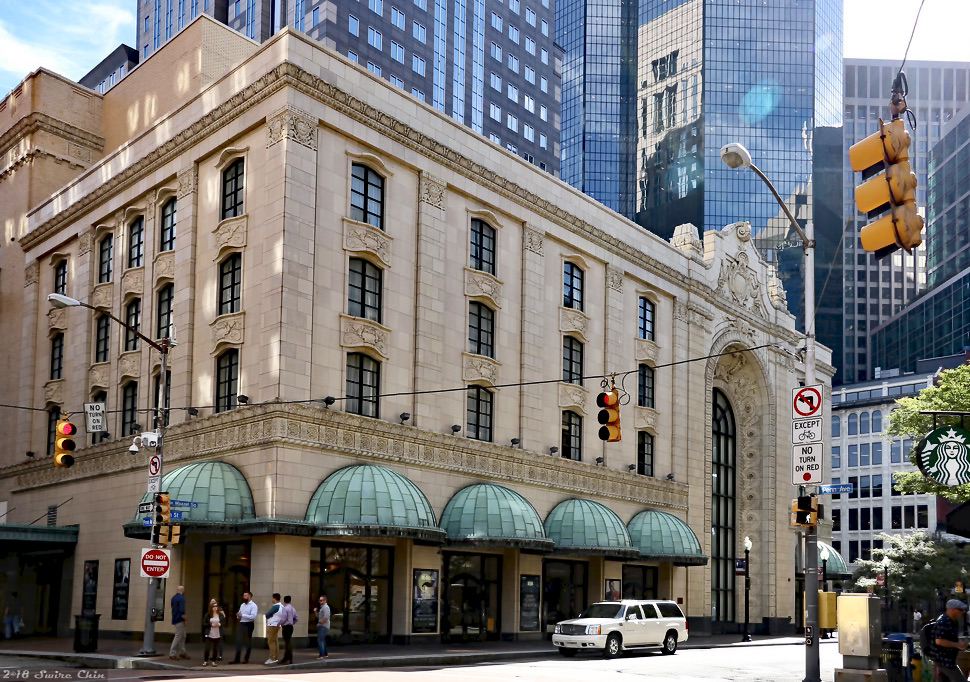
[
  {"x1": 721, "y1": 142, "x2": 818, "y2": 681},
  {"x1": 48, "y1": 292, "x2": 174, "y2": 656},
  {"x1": 743, "y1": 536, "x2": 753, "y2": 642}
]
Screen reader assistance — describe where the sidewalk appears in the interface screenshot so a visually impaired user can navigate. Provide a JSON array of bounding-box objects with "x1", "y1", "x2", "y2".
[{"x1": 0, "y1": 632, "x2": 815, "y2": 671}]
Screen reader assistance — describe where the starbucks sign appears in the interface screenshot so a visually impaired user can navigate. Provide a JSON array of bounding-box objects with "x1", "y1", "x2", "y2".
[{"x1": 917, "y1": 426, "x2": 970, "y2": 486}]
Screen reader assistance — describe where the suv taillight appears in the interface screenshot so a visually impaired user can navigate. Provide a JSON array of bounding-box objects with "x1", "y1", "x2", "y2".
[{"x1": 685, "y1": 619, "x2": 689, "y2": 631}]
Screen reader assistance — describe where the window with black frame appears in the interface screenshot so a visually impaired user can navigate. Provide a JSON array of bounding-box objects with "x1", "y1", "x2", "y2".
[
  {"x1": 562, "y1": 336, "x2": 583, "y2": 385},
  {"x1": 95, "y1": 315, "x2": 110, "y2": 363},
  {"x1": 92, "y1": 391, "x2": 109, "y2": 444},
  {"x1": 98, "y1": 235, "x2": 114, "y2": 283},
  {"x1": 638, "y1": 296, "x2": 655, "y2": 341},
  {"x1": 53, "y1": 260, "x2": 67, "y2": 295},
  {"x1": 350, "y1": 163, "x2": 384, "y2": 229},
  {"x1": 470, "y1": 219, "x2": 496, "y2": 274},
  {"x1": 637, "y1": 431, "x2": 654, "y2": 476},
  {"x1": 219, "y1": 254, "x2": 242, "y2": 315},
  {"x1": 562, "y1": 262, "x2": 583, "y2": 311},
  {"x1": 127, "y1": 217, "x2": 144, "y2": 268},
  {"x1": 466, "y1": 386, "x2": 493, "y2": 442},
  {"x1": 121, "y1": 381, "x2": 138, "y2": 436},
  {"x1": 637, "y1": 364, "x2": 654, "y2": 408},
  {"x1": 561, "y1": 410, "x2": 582, "y2": 461},
  {"x1": 160, "y1": 198, "x2": 176, "y2": 251},
  {"x1": 468, "y1": 302, "x2": 494, "y2": 357},
  {"x1": 156, "y1": 284, "x2": 174, "y2": 339},
  {"x1": 50, "y1": 333, "x2": 64, "y2": 380},
  {"x1": 124, "y1": 299, "x2": 141, "y2": 351},
  {"x1": 348, "y1": 258, "x2": 382, "y2": 323},
  {"x1": 215, "y1": 349, "x2": 239, "y2": 413},
  {"x1": 346, "y1": 353, "x2": 380, "y2": 418},
  {"x1": 222, "y1": 159, "x2": 245, "y2": 219}
]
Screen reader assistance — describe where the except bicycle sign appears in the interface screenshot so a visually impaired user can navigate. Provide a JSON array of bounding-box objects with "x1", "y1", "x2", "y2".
[{"x1": 792, "y1": 417, "x2": 822, "y2": 445}]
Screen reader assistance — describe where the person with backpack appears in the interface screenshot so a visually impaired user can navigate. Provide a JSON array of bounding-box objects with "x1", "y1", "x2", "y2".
[{"x1": 928, "y1": 599, "x2": 970, "y2": 681}]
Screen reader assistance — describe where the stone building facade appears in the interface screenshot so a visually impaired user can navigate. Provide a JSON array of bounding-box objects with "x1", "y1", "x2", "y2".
[{"x1": 0, "y1": 17, "x2": 832, "y2": 643}]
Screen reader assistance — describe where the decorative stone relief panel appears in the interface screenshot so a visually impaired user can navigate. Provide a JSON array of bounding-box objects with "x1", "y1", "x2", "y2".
[
  {"x1": 118, "y1": 351, "x2": 141, "y2": 380},
  {"x1": 89, "y1": 364, "x2": 109, "y2": 389},
  {"x1": 44, "y1": 380, "x2": 63, "y2": 404},
  {"x1": 523, "y1": 226, "x2": 544, "y2": 256},
  {"x1": 78, "y1": 231, "x2": 92, "y2": 255},
  {"x1": 343, "y1": 219, "x2": 392, "y2": 267},
  {"x1": 266, "y1": 106, "x2": 317, "y2": 149},
  {"x1": 121, "y1": 268, "x2": 144, "y2": 297},
  {"x1": 210, "y1": 312, "x2": 245, "y2": 353},
  {"x1": 48, "y1": 308, "x2": 66, "y2": 331},
  {"x1": 462, "y1": 352, "x2": 500, "y2": 386},
  {"x1": 673, "y1": 301, "x2": 712, "y2": 330},
  {"x1": 464, "y1": 269, "x2": 503, "y2": 308},
  {"x1": 635, "y1": 338, "x2": 660, "y2": 364},
  {"x1": 716, "y1": 252, "x2": 769, "y2": 318},
  {"x1": 177, "y1": 166, "x2": 198, "y2": 198},
  {"x1": 671, "y1": 223, "x2": 703, "y2": 256},
  {"x1": 420, "y1": 174, "x2": 446, "y2": 209},
  {"x1": 212, "y1": 215, "x2": 248, "y2": 256},
  {"x1": 25, "y1": 263, "x2": 38, "y2": 287},
  {"x1": 769, "y1": 269, "x2": 788, "y2": 309},
  {"x1": 91, "y1": 283, "x2": 112, "y2": 309},
  {"x1": 606, "y1": 265, "x2": 624, "y2": 292},
  {"x1": 634, "y1": 406, "x2": 658, "y2": 431},
  {"x1": 340, "y1": 314, "x2": 389, "y2": 360},
  {"x1": 559, "y1": 307, "x2": 589, "y2": 342},
  {"x1": 154, "y1": 251, "x2": 175, "y2": 281},
  {"x1": 558, "y1": 382, "x2": 588, "y2": 414}
]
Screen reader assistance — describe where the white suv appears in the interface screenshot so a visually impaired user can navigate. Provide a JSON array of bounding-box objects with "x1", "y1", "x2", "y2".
[{"x1": 551, "y1": 599, "x2": 688, "y2": 658}]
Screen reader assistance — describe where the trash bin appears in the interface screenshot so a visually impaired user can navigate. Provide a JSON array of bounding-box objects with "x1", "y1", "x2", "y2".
[
  {"x1": 882, "y1": 635, "x2": 914, "y2": 682},
  {"x1": 74, "y1": 614, "x2": 100, "y2": 653}
]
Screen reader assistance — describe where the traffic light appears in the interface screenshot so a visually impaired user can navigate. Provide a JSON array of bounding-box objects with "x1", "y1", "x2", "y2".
[
  {"x1": 152, "y1": 492, "x2": 171, "y2": 545},
  {"x1": 791, "y1": 495, "x2": 818, "y2": 527},
  {"x1": 158, "y1": 525, "x2": 182, "y2": 545},
  {"x1": 54, "y1": 419, "x2": 77, "y2": 468},
  {"x1": 849, "y1": 118, "x2": 924, "y2": 258},
  {"x1": 596, "y1": 390, "x2": 622, "y2": 442}
]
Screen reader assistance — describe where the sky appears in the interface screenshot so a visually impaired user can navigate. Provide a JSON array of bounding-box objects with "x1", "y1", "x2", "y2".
[{"x1": 1, "y1": 0, "x2": 970, "y2": 97}]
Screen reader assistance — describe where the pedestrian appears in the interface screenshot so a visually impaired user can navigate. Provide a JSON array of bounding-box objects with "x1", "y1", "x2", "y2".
[
  {"x1": 929, "y1": 599, "x2": 969, "y2": 681},
  {"x1": 230, "y1": 591, "x2": 258, "y2": 664},
  {"x1": 313, "y1": 594, "x2": 331, "y2": 658},
  {"x1": 914, "y1": 607, "x2": 923, "y2": 634},
  {"x1": 202, "y1": 601, "x2": 224, "y2": 667},
  {"x1": 3, "y1": 591, "x2": 22, "y2": 640},
  {"x1": 169, "y1": 586, "x2": 189, "y2": 660},
  {"x1": 277, "y1": 595, "x2": 298, "y2": 665},
  {"x1": 264, "y1": 593, "x2": 282, "y2": 665}
]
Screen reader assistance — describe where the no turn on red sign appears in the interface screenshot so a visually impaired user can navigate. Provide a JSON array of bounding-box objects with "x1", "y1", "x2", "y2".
[{"x1": 140, "y1": 548, "x2": 171, "y2": 579}]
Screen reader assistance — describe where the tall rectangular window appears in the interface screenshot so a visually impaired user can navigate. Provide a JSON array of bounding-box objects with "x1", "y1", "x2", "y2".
[
  {"x1": 128, "y1": 217, "x2": 144, "y2": 268},
  {"x1": 98, "y1": 235, "x2": 114, "y2": 283},
  {"x1": 222, "y1": 158, "x2": 245, "y2": 219},
  {"x1": 54, "y1": 261, "x2": 68, "y2": 295},
  {"x1": 347, "y1": 353, "x2": 380, "y2": 417},
  {"x1": 638, "y1": 297, "x2": 655, "y2": 340},
  {"x1": 50, "y1": 333, "x2": 64, "y2": 380},
  {"x1": 121, "y1": 381, "x2": 139, "y2": 436},
  {"x1": 561, "y1": 410, "x2": 582, "y2": 461},
  {"x1": 157, "y1": 283, "x2": 174, "y2": 339},
  {"x1": 47, "y1": 407, "x2": 60, "y2": 456},
  {"x1": 368, "y1": 27, "x2": 382, "y2": 49},
  {"x1": 391, "y1": 6, "x2": 405, "y2": 28},
  {"x1": 160, "y1": 198, "x2": 176, "y2": 251},
  {"x1": 95, "y1": 315, "x2": 111, "y2": 363},
  {"x1": 466, "y1": 386, "x2": 493, "y2": 441},
  {"x1": 562, "y1": 336, "x2": 583, "y2": 385},
  {"x1": 637, "y1": 431, "x2": 654, "y2": 476},
  {"x1": 349, "y1": 14, "x2": 359, "y2": 35},
  {"x1": 563, "y1": 262, "x2": 583, "y2": 310},
  {"x1": 124, "y1": 299, "x2": 141, "y2": 351},
  {"x1": 350, "y1": 164, "x2": 385, "y2": 229},
  {"x1": 219, "y1": 254, "x2": 242, "y2": 315},
  {"x1": 468, "y1": 302, "x2": 494, "y2": 357},
  {"x1": 215, "y1": 349, "x2": 239, "y2": 413},
  {"x1": 348, "y1": 258, "x2": 383, "y2": 322},
  {"x1": 470, "y1": 219, "x2": 495, "y2": 274},
  {"x1": 638, "y1": 364, "x2": 654, "y2": 408}
]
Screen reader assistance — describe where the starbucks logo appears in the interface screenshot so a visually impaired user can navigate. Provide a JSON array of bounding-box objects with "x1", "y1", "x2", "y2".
[{"x1": 917, "y1": 426, "x2": 970, "y2": 486}]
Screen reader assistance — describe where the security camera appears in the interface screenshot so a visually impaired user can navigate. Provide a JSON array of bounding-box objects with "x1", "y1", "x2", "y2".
[
  {"x1": 140, "y1": 431, "x2": 160, "y2": 448},
  {"x1": 129, "y1": 442, "x2": 140, "y2": 454}
]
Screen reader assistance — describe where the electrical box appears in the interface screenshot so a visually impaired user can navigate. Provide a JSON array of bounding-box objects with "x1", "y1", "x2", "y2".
[
  {"x1": 818, "y1": 591, "x2": 837, "y2": 629},
  {"x1": 837, "y1": 593, "x2": 882, "y2": 669}
]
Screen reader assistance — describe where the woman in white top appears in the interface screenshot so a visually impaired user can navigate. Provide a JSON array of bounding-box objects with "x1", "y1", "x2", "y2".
[{"x1": 203, "y1": 602, "x2": 224, "y2": 666}]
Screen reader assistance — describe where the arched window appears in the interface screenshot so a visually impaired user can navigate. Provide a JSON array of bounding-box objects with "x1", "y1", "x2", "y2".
[
  {"x1": 860, "y1": 412, "x2": 870, "y2": 434},
  {"x1": 156, "y1": 283, "x2": 174, "y2": 339},
  {"x1": 711, "y1": 389, "x2": 736, "y2": 623},
  {"x1": 831, "y1": 415, "x2": 840, "y2": 438},
  {"x1": 95, "y1": 314, "x2": 111, "y2": 363},
  {"x1": 848, "y1": 413, "x2": 858, "y2": 435},
  {"x1": 638, "y1": 297, "x2": 655, "y2": 341},
  {"x1": 872, "y1": 410, "x2": 883, "y2": 433},
  {"x1": 50, "y1": 333, "x2": 64, "y2": 380},
  {"x1": 91, "y1": 391, "x2": 109, "y2": 444},
  {"x1": 160, "y1": 197, "x2": 176, "y2": 251},
  {"x1": 53, "y1": 260, "x2": 68, "y2": 295}
]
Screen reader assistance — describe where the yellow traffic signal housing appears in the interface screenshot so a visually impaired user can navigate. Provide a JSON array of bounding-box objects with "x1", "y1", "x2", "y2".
[
  {"x1": 596, "y1": 390, "x2": 622, "y2": 442},
  {"x1": 158, "y1": 525, "x2": 182, "y2": 545},
  {"x1": 849, "y1": 118, "x2": 924, "y2": 258},
  {"x1": 791, "y1": 495, "x2": 818, "y2": 527},
  {"x1": 54, "y1": 419, "x2": 77, "y2": 468},
  {"x1": 154, "y1": 492, "x2": 171, "y2": 525}
]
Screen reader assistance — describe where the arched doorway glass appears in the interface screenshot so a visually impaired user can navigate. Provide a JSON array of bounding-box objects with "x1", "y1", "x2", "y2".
[
  {"x1": 711, "y1": 388, "x2": 736, "y2": 629},
  {"x1": 442, "y1": 553, "x2": 501, "y2": 641}
]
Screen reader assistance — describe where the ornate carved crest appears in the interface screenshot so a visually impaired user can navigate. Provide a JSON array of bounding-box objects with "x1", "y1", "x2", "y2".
[
  {"x1": 635, "y1": 338, "x2": 660, "y2": 364},
  {"x1": 464, "y1": 269, "x2": 503, "y2": 308},
  {"x1": 118, "y1": 351, "x2": 141, "y2": 380},
  {"x1": 420, "y1": 174, "x2": 446, "y2": 209},
  {"x1": 44, "y1": 380, "x2": 63, "y2": 404},
  {"x1": 78, "y1": 231, "x2": 92, "y2": 255},
  {"x1": 213, "y1": 215, "x2": 248, "y2": 255},
  {"x1": 607, "y1": 265, "x2": 624, "y2": 292},
  {"x1": 343, "y1": 220, "x2": 391, "y2": 267},
  {"x1": 340, "y1": 315, "x2": 389, "y2": 359},
  {"x1": 154, "y1": 251, "x2": 175, "y2": 280},
  {"x1": 716, "y1": 252, "x2": 768, "y2": 318},
  {"x1": 24, "y1": 262, "x2": 38, "y2": 288},
  {"x1": 634, "y1": 406, "x2": 658, "y2": 431},
  {"x1": 559, "y1": 307, "x2": 589, "y2": 341},
  {"x1": 558, "y1": 383, "x2": 588, "y2": 414},
  {"x1": 121, "y1": 267, "x2": 144, "y2": 297},
  {"x1": 462, "y1": 353, "x2": 501, "y2": 385},
  {"x1": 266, "y1": 106, "x2": 317, "y2": 149},
  {"x1": 89, "y1": 364, "x2": 109, "y2": 389},
  {"x1": 210, "y1": 312, "x2": 245, "y2": 352},
  {"x1": 48, "y1": 308, "x2": 66, "y2": 331},
  {"x1": 177, "y1": 166, "x2": 198, "y2": 198},
  {"x1": 91, "y1": 283, "x2": 113, "y2": 309},
  {"x1": 523, "y1": 226, "x2": 544, "y2": 256}
]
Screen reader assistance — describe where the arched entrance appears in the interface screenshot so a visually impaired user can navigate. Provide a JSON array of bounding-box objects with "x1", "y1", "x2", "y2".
[{"x1": 711, "y1": 388, "x2": 736, "y2": 632}]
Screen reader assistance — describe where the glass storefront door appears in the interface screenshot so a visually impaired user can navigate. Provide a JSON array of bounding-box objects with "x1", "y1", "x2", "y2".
[
  {"x1": 542, "y1": 559, "x2": 588, "y2": 633},
  {"x1": 203, "y1": 541, "x2": 252, "y2": 641},
  {"x1": 442, "y1": 553, "x2": 501, "y2": 642},
  {"x1": 622, "y1": 565, "x2": 658, "y2": 599},
  {"x1": 310, "y1": 542, "x2": 392, "y2": 644}
]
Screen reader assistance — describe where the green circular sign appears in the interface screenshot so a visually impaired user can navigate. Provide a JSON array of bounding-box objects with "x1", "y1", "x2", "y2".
[{"x1": 917, "y1": 426, "x2": 970, "y2": 486}]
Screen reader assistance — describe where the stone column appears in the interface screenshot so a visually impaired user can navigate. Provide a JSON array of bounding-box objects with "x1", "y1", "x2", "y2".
[
  {"x1": 518, "y1": 225, "x2": 546, "y2": 451},
  {"x1": 171, "y1": 165, "x2": 198, "y2": 425}
]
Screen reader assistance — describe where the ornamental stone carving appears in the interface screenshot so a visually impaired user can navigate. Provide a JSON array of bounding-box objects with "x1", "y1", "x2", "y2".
[
  {"x1": 266, "y1": 106, "x2": 317, "y2": 149},
  {"x1": 340, "y1": 314, "x2": 389, "y2": 359},
  {"x1": 671, "y1": 222, "x2": 703, "y2": 256},
  {"x1": 91, "y1": 283, "x2": 112, "y2": 308},
  {"x1": 560, "y1": 307, "x2": 589, "y2": 341},
  {"x1": 343, "y1": 219, "x2": 391, "y2": 267},
  {"x1": 89, "y1": 364, "x2": 109, "y2": 389},
  {"x1": 634, "y1": 406, "x2": 658, "y2": 431},
  {"x1": 44, "y1": 380, "x2": 63, "y2": 404},
  {"x1": 177, "y1": 166, "x2": 198, "y2": 198},
  {"x1": 464, "y1": 269, "x2": 503, "y2": 308},
  {"x1": 607, "y1": 265, "x2": 624, "y2": 292},
  {"x1": 635, "y1": 338, "x2": 660, "y2": 364},
  {"x1": 78, "y1": 231, "x2": 92, "y2": 255},
  {"x1": 213, "y1": 215, "x2": 248, "y2": 255},
  {"x1": 558, "y1": 382, "x2": 588, "y2": 414},
  {"x1": 716, "y1": 251, "x2": 768, "y2": 318},
  {"x1": 118, "y1": 351, "x2": 141, "y2": 380},
  {"x1": 769, "y1": 269, "x2": 788, "y2": 309},
  {"x1": 420, "y1": 174, "x2": 446, "y2": 209},
  {"x1": 210, "y1": 312, "x2": 245, "y2": 352},
  {"x1": 25, "y1": 262, "x2": 38, "y2": 287},
  {"x1": 121, "y1": 267, "x2": 144, "y2": 297},
  {"x1": 524, "y1": 226, "x2": 544, "y2": 255},
  {"x1": 154, "y1": 251, "x2": 175, "y2": 280},
  {"x1": 48, "y1": 308, "x2": 66, "y2": 331},
  {"x1": 462, "y1": 352, "x2": 500, "y2": 386}
]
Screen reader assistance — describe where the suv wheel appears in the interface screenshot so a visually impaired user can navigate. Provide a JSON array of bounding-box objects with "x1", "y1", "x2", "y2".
[
  {"x1": 662, "y1": 631, "x2": 677, "y2": 655},
  {"x1": 603, "y1": 633, "x2": 622, "y2": 659}
]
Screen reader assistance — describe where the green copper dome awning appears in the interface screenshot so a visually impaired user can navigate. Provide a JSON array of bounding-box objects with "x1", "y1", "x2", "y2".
[
  {"x1": 440, "y1": 484, "x2": 554, "y2": 551},
  {"x1": 628, "y1": 510, "x2": 708, "y2": 566},
  {"x1": 544, "y1": 499, "x2": 638, "y2": 559},
  {"x1": 306, "y1": 464, "x2": 446, "y2": 543},
  {"x1": 818, "y1": 541, "x2": 850, "y2": 578}
]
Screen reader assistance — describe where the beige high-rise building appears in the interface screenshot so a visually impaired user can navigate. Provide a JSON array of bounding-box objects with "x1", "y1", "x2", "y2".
[{"x1": 0, "y1": 16, "x2": 833, "y2": 645}]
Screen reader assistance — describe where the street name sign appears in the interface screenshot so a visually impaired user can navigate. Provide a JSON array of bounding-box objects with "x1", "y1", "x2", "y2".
[
  {"x1": 140, "y1": 548, "x2": 170, "y2": 578},
  {"x1": 819, "y1": 483, "x2": 854, "y2": 495},
  {"x1": 171, "y1": 500, "x2": 198, "y2": 508},
  {"x1": 792, "y1": 443, "x2": 823, "y2": 485}
]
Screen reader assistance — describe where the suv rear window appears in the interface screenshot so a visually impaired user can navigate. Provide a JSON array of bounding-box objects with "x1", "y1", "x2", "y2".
[{"x1": 656, "y1": 602, "x2": 684, "y2": 618}]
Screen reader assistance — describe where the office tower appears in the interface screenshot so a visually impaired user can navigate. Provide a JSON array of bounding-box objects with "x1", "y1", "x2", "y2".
[
  {"x1": 842, "y1": 59, "x2": 970, "y2": 384},
  {"x1": 871, "y1": 104, "x2": 970, "y2": 372},
  {"x1": 135, "y1": 0, "x2": 561, "y2": 172},
  {"x1": 558, "y1": 0, "x2": 843, "y2": 336}
]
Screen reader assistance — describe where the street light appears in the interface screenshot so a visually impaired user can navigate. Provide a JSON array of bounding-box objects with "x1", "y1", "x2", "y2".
[
  {"x1": 47, "y1": 293, "x2": 174, "y2": 656},
  {"x1": 721, "y1": 142, "x2": 819, "y2": 682},
  {"x1": 743, "y1": 536, "x2": 753, "y2": 642}
]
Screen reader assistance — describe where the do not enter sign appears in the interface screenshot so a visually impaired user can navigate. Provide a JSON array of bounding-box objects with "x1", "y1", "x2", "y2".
[{"x1": 140, "y1": 548, "x2": 171, "y2": 578}]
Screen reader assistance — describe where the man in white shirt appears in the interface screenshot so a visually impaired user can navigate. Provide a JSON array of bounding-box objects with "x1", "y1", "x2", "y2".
[{"x1": 230, "y1": 592, "x2": 258, "y2": 664}]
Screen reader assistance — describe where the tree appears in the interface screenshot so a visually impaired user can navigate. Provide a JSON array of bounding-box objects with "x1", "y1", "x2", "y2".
[{"x1": 887, "y1": 364, "x2": 970, "y2": 502}]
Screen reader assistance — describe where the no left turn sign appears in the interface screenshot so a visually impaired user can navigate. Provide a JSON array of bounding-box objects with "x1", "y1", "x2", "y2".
[{"x1": 792, "y1": 385, "x2": 823, "y2": 419}]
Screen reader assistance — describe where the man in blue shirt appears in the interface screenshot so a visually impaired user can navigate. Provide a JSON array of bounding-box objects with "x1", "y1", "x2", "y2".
[
  {"x1": 168, "y1": 586, "x2": 188, "y2": 660},
  {"x1": 230, "y1": 592, "x2": 258, "y2": 664},
  {"x1": 931, "y1": 599, "x2": 969, "y2": 682}
]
